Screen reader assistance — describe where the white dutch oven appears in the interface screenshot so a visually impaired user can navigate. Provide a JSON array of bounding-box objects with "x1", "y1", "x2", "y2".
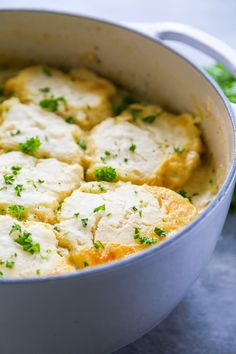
[{"x1": 0, "y1": 10, "x2": 235, "y2": 354}]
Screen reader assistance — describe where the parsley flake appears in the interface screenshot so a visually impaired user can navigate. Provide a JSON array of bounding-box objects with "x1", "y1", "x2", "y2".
[
  {"x1": 15, "y1": 230, "x2": 40, "y2": 254},
  {"x1": 14, "y1": 184, "x2": 24, "y2": 197},
  {"x1": 77, "y1": 139, "x2": 87, "y2": 150},
  {"x1": 8, "y1": 205, "x2": 27, "y2": 221},
  {"x1": 10, "y1": 129, "x2": 21, "y2": 137},
  {"x1": 81, "y1": 218, "x2": 88, "y2": 228},
  {"x1": 129, "y1": 144, "x2": 136, "y2": 153},
  {"x1": 94, "y1": 166, "x2": 117, "y2": 182},
  {"x1": 93, "y1": 204, "x2": 106, "y2": 213},
  {"x1": 19, "y1": 136, "x2": 41, "y2": 155},
  {"x1": 154, "y1": 227, "x2": 168, "y2": 237}
]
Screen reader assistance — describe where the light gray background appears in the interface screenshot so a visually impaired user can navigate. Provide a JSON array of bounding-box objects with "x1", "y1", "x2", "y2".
[{"x1": 0, "y1": 1, "x2": 235, "y2": 353}]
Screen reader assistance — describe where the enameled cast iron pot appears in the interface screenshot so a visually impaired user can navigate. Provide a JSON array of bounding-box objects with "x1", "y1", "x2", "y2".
[{"x1": 0, "y1": 10, "x2": 235, "y2": 354}]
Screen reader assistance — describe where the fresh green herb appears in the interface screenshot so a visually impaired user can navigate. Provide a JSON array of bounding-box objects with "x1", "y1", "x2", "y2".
[
  {"x1": 39, "y1": 96, "x2": 66, "y2": 112},
  {"x1": 11, "y1": 166, "x2": 21, "y2": 176},
  {"x1": 230, "y1": 188, "x2": 236, "y2": 213},
  {"x1": 177, "y1": 190, "x2": 198, "y2": 203},
  {"x1": 77, "y1": 139, "x2": 87, "y2": 150},
  {"x1": 154, "y1": 227, "x2": 168, "y2": 237},
  {"x1": 5, "y1": 260, "x2": 15, "y2": 269},
  {"x1": 15, "y1": 230, "x2": 40, "y2": 254},
  {"x1": 174, "y1": 146, "x2": 185, "y2": 153},
  {"x1": 66, "y1": 117, "x2": 75, "y2": 124},
  {"x1": 133, "y1": 227, "x2": 157, "y2": 245},
  {"x1": 93, "y1": 204, "x2": 106, "y2": 213},
  {"x1": 93, "y1": 240, "x2": 104, "y2": 249},
  {"x1": 10, "y1": 129, "x2": 21, "y2": 137},
  {"x1": 14, "y1": 184, "x2": 24, "y2": 197},
  {"x1": 39, "y1": 87, "x2": 50, "y2": 93},
  {"x1": 142, "y1": 115, "x2": 157, "y2": 123},
  {"x1": 81, "y1": 218, "x2": 88, "y2": 228},
  {"x1": 113, "y1": 94, "x2": 139, "y2": 116},
  {"x1": 43, "y1": 67, "x2": 52, "y2": 77},
  {"x1": 134, "y1": 227, "x2": 141, "y2": 239},
  {"x1": 3, "y1": 174, "x2": 14, "y2": 185},
  {"x1": 132, "y1": 206, "x2": 138, "y2": 212},
  {"x1": 205, "y1": 64, "x2": 236, "y2": 103},
  {"x1": 124, "y1": 158, "x2": 128, "y2": 163},
  {"x1": 94, "y1": 166, "x2": 117, "y2": 182},
  {"x1": 129, "y1": 144, "x2": 136, "y2": 153},
  {"x1": 98, "y1": 184, "x2": 107, "y2": 192},
  {"x1": 38, "y1": 179, "x2": 44, "y2": 184},
  {"x1": 142, "y1": 110, "x2": 163, "y2": 123},
  {"x1": 139, "y1": 210, "x2": 142, "y2": 218},
  {"x1": 9, "y1": 223, "x2": 22, "y2": 235},
  {"x1": 74, "y1": 212, "x2": 80, "y2": 218},
  {"x1": 83, "y1": 261, "x2": 89, "y2": 267},
  {"x1": 36, "y1": 269, "x2": 41, "y2": 275},
  {"x1": 106, "y1": 212, "x2": 112, "y2": 217},
  {"x1": 19, "y1": 136, "x2": 41, "y2": 154},
  {"x1": 53, "y1": 226, "x2": 61, "y2": 232},
  {"x1": 8, "y1": 205, "x2": 27, "y2": 221},
  {"x1": 0, "y1": 271, "x2": 3, "y2": 278},
  {"x1": 130, "y1": 108, "x2": 142, "y2": 120},
  {"x1": 0, "y1": 209, "x2": 5, "y2": 214}
]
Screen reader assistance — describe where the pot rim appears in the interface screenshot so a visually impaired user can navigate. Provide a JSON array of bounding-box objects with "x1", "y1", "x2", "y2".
[{"x1": 0, "y1": 8, "x2": 235, "y2": 285}]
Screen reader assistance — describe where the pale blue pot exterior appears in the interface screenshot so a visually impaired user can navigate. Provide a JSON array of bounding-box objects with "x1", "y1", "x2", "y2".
[{"x1": 0, "y1": 10, "x2": 235, "y2": 354}]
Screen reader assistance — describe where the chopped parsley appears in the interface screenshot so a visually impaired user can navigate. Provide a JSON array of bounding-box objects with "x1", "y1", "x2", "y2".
[
  {"x1": 93, "y1": 240, "x2": 104, "y2": 249},
  {"x1": 94, "y1": 166, "x2": 117, "y2": 182},
  {"x1": 19, "y1": 136, "x2": 41, "y2": 155},
  {"x1": 112, "y1": 94, "x2": 139, "y2": 116},
  {"x1": 39, "y1": 96, "x2": 66, "y2": 112},
  {"x1": 36, "y1": 269, "x2": 41, "y2": 275},
  {"x1": 81, "y1": 218, "x2": 88, "y2": 228},
  {"x1": 130, "y1": 108, "x2": 142, "y2": 120},
  {"x1": 124, "y1": 157, "x2": 128, "y2": 163},
  {"x1": 129, "y1": 144, "x2": 136, "y2": 153},
  {"x1": 133, "y1": 226, "x2": 157, "y2": 245},
  {"x1": 132, "y1": 206, "x2": 138, "y2": 212},
  {"x1": 142, "y1": 111, "x2": 163, "y2": 123},
  {"x1": 9, "y1": 223, "x2": 22, "y2": 235},
  {"x1": 177, "y1": 190, "x2": 198, "y2": 203},
  {"x1": 74, "y1": 212, "x2": 80, "y2": 218},
  {"x1": 93, "y1": 204, "x2": 106, "y2": 213},
  {"x1": 43, "y1": 67, "x2": 52, "y2": 77},
  {"x1": 7, "y1": 205, "x2": 27, "y2": 221},
  {"x1": 11, "y1": 166, "x2": 21, "y2": 176},
  {"x1": 142, "y1": 115, "x2": 156, "y2": 123},
  {"x1": 77, "y1": 139, "x2": 87, "y2": 150},
  {"x1": 174, "y1": 146, "x2": 185, "y2": 153},
  {"x1": 0, "y1": 209, "x2": 5, "y2": 214},
  {"x1": 154, "y1": 227, "x2": 168, "y2": 237},
  {"x1": 53, "y1": 226, "x2": 61, "y2": 232},
  {"x1": 38, "y1": 179, "x2": 44, "y2": 184},
  {"x1": 98, "y1": 184, "x2": 107, "y2": 193},
  {"x1": 5, "y1": 260, "x2": 15, "y2": 269},
  {"x1": 15, "y1": 230, "x2": 40, "y2": 254},
  {"x1": 0, "y1": 271, "x2": 3, "y2": 278},
  {"x1": 10, "y1": 129, "x2": 21, "y2": 136},
  {"x1": 3, "y1": 174, "x2": 14, "y2": 185},
  {"x1": 66, "y1": 117, "x2": 75, "y2": 124},
  {"x1": 83, "y1": 261, "x2": 89, "y2": 267},
  {"x1": 14, "y1": 184, "x2": 24, "y2": 197},
  {"x1": 39, "y1": 87, "x2": 50, "y2": 93}
]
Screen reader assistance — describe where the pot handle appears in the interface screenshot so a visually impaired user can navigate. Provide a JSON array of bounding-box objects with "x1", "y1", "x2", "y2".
[
  {"x1": 152, "y1": 22, "x2": 236, "y2": 76},
  {"x1": 128, "y1": 22, "x2": 236, "y2": 76}
]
